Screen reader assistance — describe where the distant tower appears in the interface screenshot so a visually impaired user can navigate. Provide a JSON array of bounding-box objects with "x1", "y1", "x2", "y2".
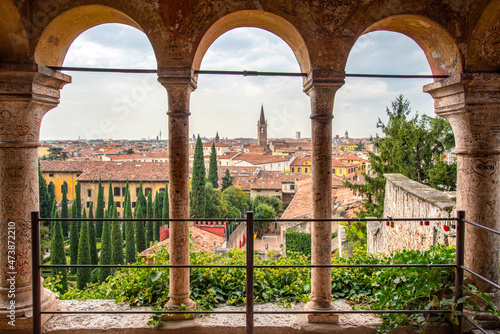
[
  {"x1": 215, "y1": 131, "x2": 220, "y2": 143},
  {"x1": 257, "y1": 104, "x2": 268, "y2": 147},
  {"x1": 345, "y1": 130, "x2": 349, "y2": 139},
  {"x1": 295, "y1": 131, "x2": 301, "y2": 140}
]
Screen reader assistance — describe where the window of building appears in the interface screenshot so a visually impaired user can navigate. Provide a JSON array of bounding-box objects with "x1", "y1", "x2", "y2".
[
  {"x1": 48, "y1": 173, "x2": 54, "y2": 177},
  {"x1": 145, "y1": 187, "x2": 152, "y2": 196},
  {"x1": 87, "y1": 189, "x2": 92, "y2": 197},
  {"x1": 291, "y1": 167, "x2": 295, "y2": 172},
  {"x1": 136, "y1": 188, "x2": 140, "y2": 196},
  {"x1": 333, "y1": 168, "x2": 336, "y2": 174},
  {"x1": 298, "y1": 167, "x2": 302, "y2": 173},
  {"x1": 116, "y1": 201, "x2": 121, "y2": 208},
  {"x1": 86, "y1": 201, "x2": 92, "y2": 208},
  {"x1": 122, "y1": 187, "x2": 126, "y2": 196},
  {"x1": 305, "y1": 168, "x2": 308, "y2": 173},
  {"x1": 290, "y1": 185, "x2": 295, "y2": 190},
  {"x1": 132, "y1": 202, "x2": 136, "y2": 208},
  {"x1": 339, "y1": 168, "x2": 343, "y2": 174},
  {"x1": 159, "y1": 188, "x2": 165, "y2": 193},
  {"x1": 114, "y1": 187, "x2": 120, "y2": 196}
]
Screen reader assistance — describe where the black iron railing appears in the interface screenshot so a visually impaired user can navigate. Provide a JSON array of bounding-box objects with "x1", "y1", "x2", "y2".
[{"x1": 30, "y1": 210, "x2": 495, "y2": 334}]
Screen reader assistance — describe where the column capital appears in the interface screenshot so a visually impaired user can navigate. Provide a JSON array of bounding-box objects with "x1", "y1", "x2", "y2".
[
  {"x1": 0, "y1": 63, "x2": 71, "y2": 147},
  {"x1": 157, "y1": 67, "x2": 197, "y2": 90},
  {"x1": 303, "y1": 69, "x2": 345, "y2": 95},
  {"x1": 423, "y1": 72, "x2": 500, "y2": 154}
]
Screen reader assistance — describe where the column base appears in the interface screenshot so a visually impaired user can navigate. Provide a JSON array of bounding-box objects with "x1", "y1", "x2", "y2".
[
  {"x1": 161, "y1": 298, "x2": 197, "y2": 321},
  {"x1": 304, "y1": 301, "x2": 339, "y2": 323},
  {"x1": 0, "y1": 286, "x2": 58, "y2": 333}
]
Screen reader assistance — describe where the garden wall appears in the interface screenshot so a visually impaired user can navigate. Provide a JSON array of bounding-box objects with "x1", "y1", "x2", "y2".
[{"x1": 367, "y1": 174, "x2": 457, "y2": 255}]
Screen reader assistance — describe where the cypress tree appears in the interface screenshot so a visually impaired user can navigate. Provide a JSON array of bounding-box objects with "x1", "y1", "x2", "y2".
[
  {"x1": 75, "y1": 181, "x2": 82, "y2": 218},
  {"x1": 98, "y1": 211, "x2": 112, "y2": 282},
  {"x1": 107, "y1": 180, "x2": 115, "y2": 213},
  {"x1": 76, "y1": 221, "x2": 91, "y2": 290},
  {"x1": 61, "y1": 182, "x2": 69, "y2": 237},
  {"x1": 69, "y1": 202, "x2": 79, "y2": 274},
  {"x1": 50, "y1": 212, "x2": 67, "y2": 294},
  {"x1": 135, "y1": 203, "x2": 146, "y2": 254},
  {"x1": 95, "y1": 178, "x2": 105, "y2": 238},
  {"x1": 135, "y1": 182, "x2": 147, "y2": 218},
  {"x1": 111, "y1": 203, "x2": 123, "y2": 265},
  {"x1": 221, "y1": 169, "x2": 233, "y2": 191},
  {"x1": 208, "y1": 143, "x2": 219, "y2": 188},
  {"x1": 162, "y1": 183, "x2": 169, "y2": 221},
  {"x1": 190, "y1": 135, "x2": 206, "y2": 218},
  {"x1": 87, "y1": 203, "x2": 98, "y2": 265},
  {"x1": 153, "y1": 190, "x2": 164, "y2": 242},
  {"x1": 50, "y1": 197, "x2": 58, "y2": 233},
  {"x1": 123, "y1": 186, "x2": 135, "y2": 264},
  {"x1": 122, "y1": 181, "x2": 130, "y2": 240},
  {"x1": 38, "y1": 162, "x2": 51, "y2": 219},
  {"x1": 48, "y1": 181, "x2": 56, "y2": 211},
  {"x1": 146, "y1": 192, "x2": 154, "y2": 247}
]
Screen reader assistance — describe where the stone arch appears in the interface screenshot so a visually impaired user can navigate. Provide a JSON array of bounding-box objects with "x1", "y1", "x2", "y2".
[
  {"x1": 34, "y1": 5, "x2": 145, "y2": 66},
  {"x1": 466, "y1": 0, "x2": 500, "y2": 72},
  {"x1": 362, "y1": 15, "x2": 462, "y2": 76},
  {"x1": 0, "y1": 1, "x2": 30, "y2": 62},
  {"x1": 193, "y1": 10, "x2": 311, "y2": 75}
]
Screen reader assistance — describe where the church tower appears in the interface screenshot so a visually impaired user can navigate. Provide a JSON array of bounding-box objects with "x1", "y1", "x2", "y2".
[
  {"x1": 257, "y1": 104, "x2": 267, "y2": 148},
  {"x1": 215, "y1": 131, "x2": 220, "y2": 143}
]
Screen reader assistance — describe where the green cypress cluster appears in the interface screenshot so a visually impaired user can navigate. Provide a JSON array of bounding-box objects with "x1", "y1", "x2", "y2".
[
  {"x1": 123, "y1": 186, "x2": 136, "y2": 264},
  {"x1": 135, "y1": 203, "x2": 146, "y2": 254},
  {"x1": 208, "y1": 143, "x2": 219, "y2": 188},
  {"x1": 69, "y1": 202, "x2": 79, "y2": 274},
  {"x1": 87, "y1": 203, "x2": 98, "y2": 265},
  {"x1": 61, "y1": 182, "x2": 69, "y2": 237},
  {"x1": 98, "y1": 209, "x2": 112, "y2": 282},
  {"x1": 95, "y1": 178, "x2": 105, "y2": 238},
  {"x1": 111, "y1": 203, "x2": 123, "y2": 265},
  {"x1": 76, "y1": 221, "x2": 91, "y2": 289},
  {"x1": 190, "y1": 135, "x2": 206, "y2": 218},
  {"x1": 50, "y1": 212, "x2": 67, "y2": 294},
  {"x1": 146, "y1": 192, "x2": 154, "y2": 247}
]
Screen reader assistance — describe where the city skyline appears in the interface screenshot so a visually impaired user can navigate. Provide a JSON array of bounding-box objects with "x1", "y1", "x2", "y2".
[{"x1": 40, "y1": 24, "x2": 436, "y2": 141}]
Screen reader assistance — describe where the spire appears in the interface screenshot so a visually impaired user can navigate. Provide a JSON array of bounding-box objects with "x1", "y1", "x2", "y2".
[
  {"x1": 215, "y1": 131, "x2": 220, "y2": 143},
  {"x1": 259, "y1": 104, "x2": 266, "y2": 124}
]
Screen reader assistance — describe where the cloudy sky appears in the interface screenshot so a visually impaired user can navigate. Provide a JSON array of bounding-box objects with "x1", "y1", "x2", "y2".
[{"x1": 40, "y1": 24, "x2": 435, "y2": 141}]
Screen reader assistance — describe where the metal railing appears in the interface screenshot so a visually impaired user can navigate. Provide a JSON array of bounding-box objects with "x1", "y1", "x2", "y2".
[{"x1": 30, "y1": 210, "x2": 496, "y2": 334}]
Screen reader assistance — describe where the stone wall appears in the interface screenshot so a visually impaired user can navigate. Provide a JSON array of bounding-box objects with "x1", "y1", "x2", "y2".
[{"x1": 367, "y1": 174, "x2": 457, "y2": 254}]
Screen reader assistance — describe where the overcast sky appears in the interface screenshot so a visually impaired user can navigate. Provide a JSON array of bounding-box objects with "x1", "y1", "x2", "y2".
[{"x1": 40, "y1": 24, "x2": 435, "y2": 141}]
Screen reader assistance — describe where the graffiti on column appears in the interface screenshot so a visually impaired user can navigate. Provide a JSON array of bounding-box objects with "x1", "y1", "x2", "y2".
[{"x1": 472, "y1": 160, "x2": 496, "y2": 178}]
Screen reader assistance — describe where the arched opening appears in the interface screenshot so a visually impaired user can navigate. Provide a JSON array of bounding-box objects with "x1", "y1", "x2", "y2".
[
  {"x1": 40, "y1": 23, "x2": 165, "y2": 141},
  {"x1": 362, "y1": 15, "x2": 462, "y2": 76},
  {"x1": 193, "y1": 10, "x2": 311, "y2": 76},
  {"x1": 34, "y1": 5, "x2": 143, "y2": 66},
  {"x1": 192, "y1": 27, "x2": 309, "y2": 140},
  {"x1": 0, "y1": 1, "x2": 30, "y2": 61},
  {"x1": 337, "y1": 30, "x2": 435, "y2": 138}
]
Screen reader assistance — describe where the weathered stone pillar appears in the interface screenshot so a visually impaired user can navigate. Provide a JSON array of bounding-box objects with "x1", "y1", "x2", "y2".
[
  {"x1": 158, "y1": 68, "x2": 197, "y2": 315},
  {"x1": 424, "y1": 73, "x2": 500, "y2": 293},
  {"x1": 0, "y1": 63, "x2": 70, "y2": 333},
  {"x1": 303, "y1": 70, "x2": 344, "y2": 317}
]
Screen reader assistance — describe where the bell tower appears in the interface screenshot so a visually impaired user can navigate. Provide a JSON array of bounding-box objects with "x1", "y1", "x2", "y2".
[{"x1": 257, "y1": 104, "x2": 267, "y2": 148}]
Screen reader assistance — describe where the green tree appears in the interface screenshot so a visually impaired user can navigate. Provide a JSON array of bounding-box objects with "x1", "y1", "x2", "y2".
[
  {"x1": 95, "y1": 178, "x2": 105, "y2": 238},
  {"x1": 135, "y1": 203, "x2": 146, "y2": 254},
  {"x1": 205, "y1": 183, "x2": 228, "y2": 218},
  {"x1": 49, "y1": 198, "x2": 58, "y2": 233},
  {"x1": 252, "y1": 196, "x2": 282, "y2": 214},
  {"x1": 60, "y1": 182, "x2": 69, "y2": 237},
  {"x1": 135, "y1": 182, "x2": 147, "y2": 218},
  {"x1": 153, "y1": 189, "x2": 165, "y2": 241},
  {"x1": 38, "y1": 162, "x2": 51, "y2": 219},
  {"x1": 75, "y1": 181, "x2": 82, "y2": 218},
  {"x1": 162, "y1": 183, "x2": 169, "y2": 221},
  {"x1": 254, "y1": 203, "x2": 276, "y2": 234},
  {"x1": 344, "y1": 94, "x2": 456, "y2": 218},
  {"x1": 208, "y1": 143, "x2": 219, "y2": 188},
  {"x1": 146, "y1": 192, "x2": 154, "y2": 247},
  {"x1": 355, "y1": 142, "x2": 365, "y2": 151},
  {"x1": 190, "y1": 135, "x2": 206, "y2": 218},
  {"x1": 50, "y1": 212, "x2": 67, "y2": 294},
  {"x1": 123, "y1": 186, "x2": 136, "y2": 264},
  {"x1": 76, "y1": 221, "x2": 91, "y2": 289},
  {"x1": 87, "y1": 203, "x2": 98, "y2": 265},
  {"x1": 223, "y1": 186, "x2": 250, "y2": 218},
  {"x1": 221, "y1": 169, "x2": 233, "y2": 191},
  {"x1": 47, "y1": 181, "x2": 56, "y2": 213},
  {"x1": 98, "y1": 211, "x2": 112, "y2": 282},
  {"x1": 47, "y1": 147, "x2": 68, "y2": 160},
  {"x1": 69, "y1": 202, "x2": 79, "y2": 274},
  {"x1": 106, "y1": 180, "x2": 115, "y2": 214},
  {"x1": 110, "y1": 203, "x2": 123, "y2": 266}
]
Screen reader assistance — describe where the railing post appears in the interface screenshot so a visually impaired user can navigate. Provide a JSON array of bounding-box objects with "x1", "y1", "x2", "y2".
[
  {"x1": 455, "y1": 210, "x2": 465, "y2": 334},
  {"x1": 246, "y1": 212, "x2": 254, "y2": 334},
  {"x1": 31, "y1": 211, "x2": 41, "y2": 334}
]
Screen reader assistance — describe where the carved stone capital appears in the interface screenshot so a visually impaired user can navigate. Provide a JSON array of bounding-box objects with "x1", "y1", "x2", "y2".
[
  {"x1": 424, "y1": 73, "x2": 500, "y2": 153},
  {"x1": 303, "y1": 69, "x2": 345, "y2": 95},
  {"x1": 0, "y1": 64, "x2": 71, "y2": 146},
  {"x1": 158, "y1": 67, "x2": 197, "y2": 113}
]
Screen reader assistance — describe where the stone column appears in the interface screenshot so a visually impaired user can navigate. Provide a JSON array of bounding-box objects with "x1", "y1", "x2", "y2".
[
  {"x1": 424, "y1": 73, "x2": 500, "y2": 293},
  {"x1": 0, "y1": 63, "x2": 70, "y2": 333},
  {"x1": 303, "y1": 70, "x2": 344, "y2": 317},
  {"x1": 158, "y1": 68, "x2": 197, "y2": 315}
]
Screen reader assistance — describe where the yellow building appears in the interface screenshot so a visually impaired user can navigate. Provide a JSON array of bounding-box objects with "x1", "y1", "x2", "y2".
[
  {"x1": 339, "y1": 154, "x2": 368, "y2": 175},
  {"x1": 40, "y1": 161, "x2": 170, "y2": 216},
  {"x1": 290, "y1": 157, "x2": 312, "y2": 174},
  {"x1": 38, "y1": 144, "x2": 51, "y2": 158},
  {"x1": 332, "y1": 160, "x2": 358, "y2": 181},
  {"x1": 339, "y1": 143, "x2": 357, "y2": 152}
]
